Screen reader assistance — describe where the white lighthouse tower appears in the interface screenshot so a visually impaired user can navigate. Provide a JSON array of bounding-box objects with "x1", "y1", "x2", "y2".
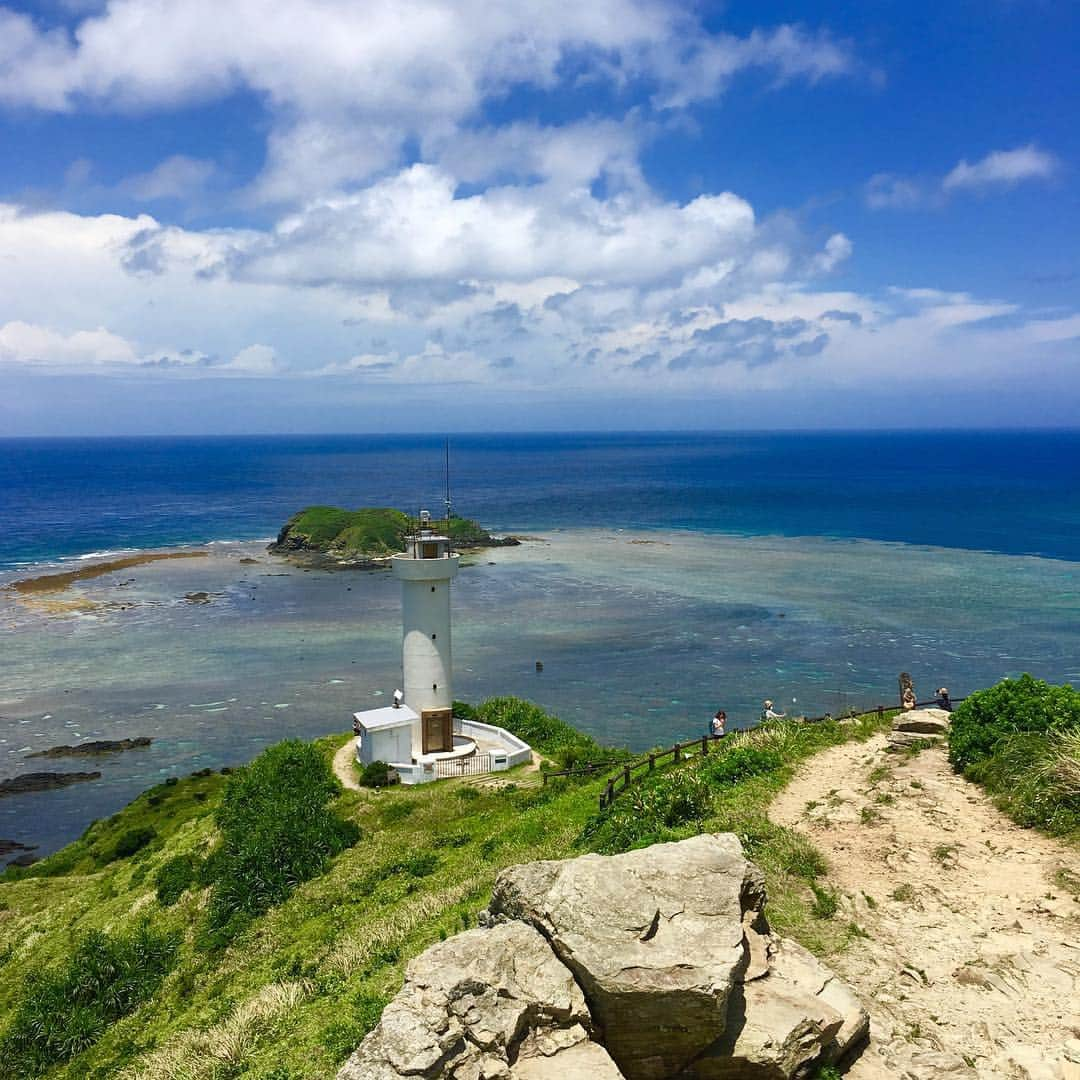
[
  {"x1": 351, "y1": 509, "x2": 532, "y2": 783},
  {"x1": 392, "y1": 512, "x2": 459, "y2": 752}
]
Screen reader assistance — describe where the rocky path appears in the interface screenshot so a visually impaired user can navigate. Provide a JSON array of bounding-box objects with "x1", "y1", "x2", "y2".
[
  {"x1": 771, "y1": 733, "x2": 1080, "y2": 1079},
  {"x1": 332, "y1": 738, "x2": 362, "y2": 791}
]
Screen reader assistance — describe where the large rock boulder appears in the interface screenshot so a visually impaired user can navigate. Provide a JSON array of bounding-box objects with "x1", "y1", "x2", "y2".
[
  {"x1": 893, "y1": 709, "x2": 950, "y2": 735},
  {"x1": 686, "y1": 937, "x2": 868, "y2": 1078},
  {"x1": 488, "y1": 833, "x2": 767, "y2": 1079},
  {"x1": 337, "y1": 921, "x2": 622, "y2": 1079},
  {"x1": 339, "y1": 835, "x2": 868, "y2": 1080}
]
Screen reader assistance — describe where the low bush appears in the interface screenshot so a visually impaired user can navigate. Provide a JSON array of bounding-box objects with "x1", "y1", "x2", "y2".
[
  {"x1": 107, "y1": 826, "x2": 156, "y2": 861},
  {"x1": 0, "y1": 922, "x2": 179, "y2": 1077},
  {"x1": 948, "y1": 674, "x2": 1080, "y2": 772},
  {"x1": 949, "y1": 676, "x2": 1080, "y2": 839},
  {"x1": 473, "y1": 696, "x2": 624, "y2": 769},
  {"x1": 204, "y1": 740, "x2": 361, "y2": 937},
  {"x1": 701, "y1": 746, "x2": 784, "y2": 786},
  {"x1": 154, "y1": 853, "x2": 201, "y2": 906},
  {"x1": 358, "y1": 760, "x2": 393, "y2": 788}
]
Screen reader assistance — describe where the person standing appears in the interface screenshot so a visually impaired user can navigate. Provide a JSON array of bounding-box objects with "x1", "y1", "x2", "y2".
[
  {"x1": 761, "y1": 699, "x2": 786, "y2": 721},
  {"x1": 710, "y1": 710, "x2": 726, "y2": 738}
]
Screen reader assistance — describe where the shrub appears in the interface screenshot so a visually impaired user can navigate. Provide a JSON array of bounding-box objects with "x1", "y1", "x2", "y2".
[
  {"x1": 0, "y1": 922, "x2": 178, "y2": 1076},
  {"x1": 966, "y1": 729, "x2": 1080, "y2": 837},
  {"x1": 472, "y1": 696, "x2": 619, "y2": 769},
  {"x1": 107, "y1": 826, "x2": 156, "y2": 862},
  {"x1": 204, "y1": 740, "x2": 360, "y2": 937},
  {"x1": 702, "y1": 746, "x2": 784, "y2": 787},
  {"x1": 155, "y1": 853, "x2": 200, "y2": 906},
  {"x1": 579, "y1": 769, "x2": 714, "y2": 854},
  {"x1": 358, "y1": 760, "x2": 393, "y2": 788},
  {"x1": 948, "y1": 674, "x2": 1080, "y2": 772}
]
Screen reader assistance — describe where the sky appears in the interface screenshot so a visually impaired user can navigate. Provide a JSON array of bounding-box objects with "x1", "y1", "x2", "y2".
[{"x1": 0, "y1": 0, "x2": 1077, "y2": 434}]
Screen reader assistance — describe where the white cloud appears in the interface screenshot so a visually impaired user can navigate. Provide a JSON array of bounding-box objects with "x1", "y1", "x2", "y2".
[
  {"x1": 228, "y1": 164, "x2": 759, "y2": 290},
  {"x1": 811, "y1": 233, "x2": 852, "y2": 274},
  {"x1": 865, "y1": 172, "x2": 924, "y2": 210},
  {"x1": 122, "y1": 155, "x2": 216, "y2": 202},
  {"x1": 943, "y1": 144, "x2": 1059, "y2": 191},
  {"x1": 867, "y1": 144, "x2": 1060, "y2": 211},
  {"x1": 0, "y1": 320, "x2": 137, "y2": 366},
  {"x1": 0, "y1": 2, "x2": 860, "y2": 202}
]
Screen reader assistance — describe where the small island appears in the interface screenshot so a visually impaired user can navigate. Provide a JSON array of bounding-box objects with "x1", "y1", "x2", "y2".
[{"x1": 268, "y1": 506, "x2": 518, "y2": 567}]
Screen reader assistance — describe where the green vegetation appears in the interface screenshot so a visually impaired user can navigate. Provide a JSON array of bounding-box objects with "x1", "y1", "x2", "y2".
[
  {"x1": 206, "y1": 740, "x2": 360, "y2": 941},
  {"x1": 0, "y1": 702, "x2": 894, "y2": 1079},
  {"x1": 0, "y1": 922, "x2": 179, "y2": 1077},
  {"x1": 948, "y1": 675, "x2": 1080, "y2": 841},
  {"x1": 461, "y1": 695, "x2": 624, "y2": 769},
  {"x1": 272, "y1": 506, "x2": 500, "y2": 561},
  {"x1": 357, "y1": 759, "x2": 393, "y2": 788}
]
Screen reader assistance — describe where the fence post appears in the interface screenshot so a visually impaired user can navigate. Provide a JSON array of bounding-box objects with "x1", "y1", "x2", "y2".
[
  {"x1": 623, "y1": 765, "x2": 631, "y2": 791},
  {"x1": 649, "y1": 753, "x2": 655, "y2": 772},
  {"x1": 702, "y1": 735, "x2": 708, "y2": 756},
  {"x1": 877, "y1": 705, "x2": 884, "y2": 718},
  {"x1": 542, "y1": 772, "x2": 548, "y2": 786}
]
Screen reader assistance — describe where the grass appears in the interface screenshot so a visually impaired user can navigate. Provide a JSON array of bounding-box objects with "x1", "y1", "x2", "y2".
[
  {"x1": 0, "y1": 702, "x2": 895, "y2": 1079},
  {"x1": 948, "y1": 676, "x2": 1080, "y2": 843},
  {"x1": 274, "y1": 507, "x2": 499, "y2": 560}
]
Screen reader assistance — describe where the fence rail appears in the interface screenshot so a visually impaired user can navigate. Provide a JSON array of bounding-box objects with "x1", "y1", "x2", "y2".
[
  {"x1": 434, "y1": 752, "x2": 493, "y2": 778},
  {"x1": 540, "y1": 696, "x2": 961, "y2": 812}
]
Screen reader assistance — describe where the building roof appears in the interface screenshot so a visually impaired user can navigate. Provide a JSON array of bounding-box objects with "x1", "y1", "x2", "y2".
[{"x1": 353, "y1": 704, "x2": 419, "y2": 731}]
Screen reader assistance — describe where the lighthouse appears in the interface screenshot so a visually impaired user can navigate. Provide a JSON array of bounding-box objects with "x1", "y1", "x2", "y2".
[
  {"x1": 351, "y1": 509, "x2": 532, "y2": 783},
  {"x1": 392, "y1": 512, "x2": 459, "y2": 753}
]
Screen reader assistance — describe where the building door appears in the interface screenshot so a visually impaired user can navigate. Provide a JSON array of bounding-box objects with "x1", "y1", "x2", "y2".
[{"x1": 422, "y1": 708, "x2": 453, "y2": 754}]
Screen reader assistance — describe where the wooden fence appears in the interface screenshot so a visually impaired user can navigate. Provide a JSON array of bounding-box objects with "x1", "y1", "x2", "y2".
[{"x1": 542, "y1": 696, "x2": 959, "y2": 812}]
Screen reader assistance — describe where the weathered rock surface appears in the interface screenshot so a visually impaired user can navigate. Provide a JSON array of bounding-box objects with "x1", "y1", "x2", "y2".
[
  {"x1": 0, "y1": 770, "x2": 101, "y2": 797},
  {"x1": 489, "y1": 833, "x2": 766, "y2": 1079},
  {"x1": 893, "y1": 709, "x2": 950, "y2": 735},
  {"x1": 337, "y1": 921, "x2": 621, "y2": 1080},
  {"x1": 686, "y1": 937, "x2": 868, "y2": 1078},
  {"x1": 340, "y1": 835, "x2": 868, "y2": 1080},
  {"x1": 886, "y1": 730, "x2": 942, "y2": 752},
  {"x1": 27, "y1": 737, "x2": 152, "y2": 759}
]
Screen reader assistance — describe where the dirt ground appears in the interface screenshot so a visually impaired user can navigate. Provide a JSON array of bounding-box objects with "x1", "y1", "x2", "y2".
[{"x1": 771, "y1": 733, "x2": 1080, "y2": 1080}]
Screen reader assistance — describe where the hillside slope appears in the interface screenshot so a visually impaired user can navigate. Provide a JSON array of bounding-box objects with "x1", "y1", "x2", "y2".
[{"x1": 0, "y1": 701, "x2": 901, "y2": 1080}]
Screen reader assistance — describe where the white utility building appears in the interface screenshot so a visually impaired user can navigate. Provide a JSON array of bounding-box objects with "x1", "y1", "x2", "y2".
[{"x1": 352, "y1": 514, "x2": 531, "y2": 783}]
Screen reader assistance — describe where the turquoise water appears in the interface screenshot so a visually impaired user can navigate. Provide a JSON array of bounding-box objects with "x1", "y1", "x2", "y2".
[{"x1": 2, "y1": 525, "x2": 1078, "y2": 857}]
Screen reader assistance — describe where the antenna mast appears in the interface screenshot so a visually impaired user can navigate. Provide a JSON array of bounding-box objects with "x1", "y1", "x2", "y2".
[{"x1": 444, "y1": 438, "x2": 452, "y2": 523}]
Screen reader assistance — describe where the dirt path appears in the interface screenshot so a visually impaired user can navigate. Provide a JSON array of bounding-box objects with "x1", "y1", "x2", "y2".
[
  {"x1": 333, "y1": 738, "x2": 361, "y2": 791},
  {"x1": 771, "y1": 733, "x2": 1080, "y2": 1080}
]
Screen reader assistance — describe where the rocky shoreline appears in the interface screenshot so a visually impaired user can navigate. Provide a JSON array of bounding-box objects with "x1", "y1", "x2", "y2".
[
  {"x1": 27, "y1": 737, "x2": 152, "y2": 759},
  {"x1": 0, "y1": 771, "x2": 102, "y2": 797}
]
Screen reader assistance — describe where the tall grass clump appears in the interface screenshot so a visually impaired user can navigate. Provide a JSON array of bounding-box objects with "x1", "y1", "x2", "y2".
[
  {"x1": 949, "y1": 676, "x2": 1080, "y2": 840},
  {"x1": 0, "y1": 922, "x2": 178, "y2": 1077},
  {"x1": 471, "y1": 696, "x2": 623, "y2": 769},
  {"x1": 204, "y1": 740, "x2": 360, "y2": 941}
]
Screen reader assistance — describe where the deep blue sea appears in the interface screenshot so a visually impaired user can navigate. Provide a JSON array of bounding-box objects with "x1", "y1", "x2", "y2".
[
  {"x1": 2, "y1": 430, "x2": 1080, "y2": 567},
  {"x1": 2, "y1": 430, "x2": 1079, "y2": 857}
]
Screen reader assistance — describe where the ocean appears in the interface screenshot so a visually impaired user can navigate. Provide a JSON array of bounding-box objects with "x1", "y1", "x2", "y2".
[{"x1": 2, "y1": 430, "x2": 1079, "y2": 857}]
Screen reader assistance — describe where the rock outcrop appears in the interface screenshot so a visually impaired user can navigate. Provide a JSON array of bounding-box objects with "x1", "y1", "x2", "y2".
[
  {"x1": 337, "y1": 921, "x2": 622, "y2": 1079},
  {"x1": 338, "y1": 835, "x2": 868, "y2": 1080},
  {"x1": 887, "y1": 708, "x2": 949, "y2": 752}
]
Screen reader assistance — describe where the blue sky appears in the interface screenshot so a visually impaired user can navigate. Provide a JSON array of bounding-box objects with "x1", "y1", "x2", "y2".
[{"x1": 0, "y1": 0, "x2": 1077, "y2": 434}]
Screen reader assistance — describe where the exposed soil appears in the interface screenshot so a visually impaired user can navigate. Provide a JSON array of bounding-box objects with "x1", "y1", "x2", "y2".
[
  {"x1": 333, "y1": 738, "x2": 362, "y2": 792},
  {"x1": 771, "y1": 734, "x2": 1080, "y2": 1079}
]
